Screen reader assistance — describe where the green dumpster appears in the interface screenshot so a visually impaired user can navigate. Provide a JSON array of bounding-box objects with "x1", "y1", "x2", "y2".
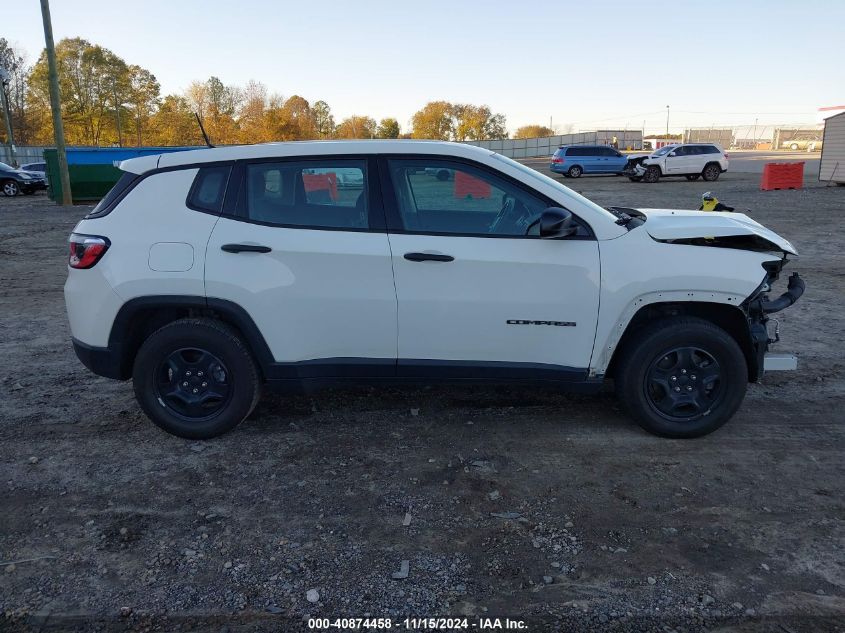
[
  {"x1": 43, "y1": 146, "x2": 193, "y2": 203},
  {"x1": 44, "y1": 149, "x2": 122, "y2": 204}
]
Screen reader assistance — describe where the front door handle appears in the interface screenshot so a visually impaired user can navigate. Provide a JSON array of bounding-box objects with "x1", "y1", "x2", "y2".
[
  {"x1": 404, "y1": 252, "x2": 454, "y2": 263},
  {"x1": 221, "y1": 244, "x2": 272, "y2": 254}
]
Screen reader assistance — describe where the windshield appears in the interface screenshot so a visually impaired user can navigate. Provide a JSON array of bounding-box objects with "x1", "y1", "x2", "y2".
[
  {"x1": 652, "y1": 145, "x2": 676, "y2": 157},
  {"x1": 490, "y1": 153, "x2": 618, "y2": 222}
]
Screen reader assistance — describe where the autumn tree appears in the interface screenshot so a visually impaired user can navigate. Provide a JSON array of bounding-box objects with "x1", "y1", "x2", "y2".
[
  {"x1": 514, "y1": 124, "x2": 554, "y2": 139},
  {"x1": 0, "y1": 39, "x2": 35, "y2": 145},
  {"x1": 335, "y1": 115, "x2": 376, "y2": 139},
  {"x1": 312, "y1": 100, "x2": 335, "y2": 138},
  {"x1": 412, "y1": 101, "x2": 506, "y2": 141},
  {"x1": 411, "y1": 101, "x2": 453, "y2": 140},
  {"x1": 237, "y1": 80, "x2": 270, "y2": 143},
  {"x1": 148, "y1": 95, "x2": 199, "y2": 146},
  {"x1": 28, "y1": 37, "x2": 133, "y2": 145},
  {"x1": 185, "y1": 76, "x2": 241, "y2": 144},
  {"x1": 453, "y1": 104, "x2": 506, "y2": 141},
  {"x1": 376, "y1": 117, "x2": 400, "y2": 139},
  {"x1": 126, "y1": 65, "x2": 160, "y2": 146}
]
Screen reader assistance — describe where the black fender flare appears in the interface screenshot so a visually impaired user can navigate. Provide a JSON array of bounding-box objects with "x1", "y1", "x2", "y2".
[{"x1": 108, "y1": 295, "x2": 275, "y2": 379}]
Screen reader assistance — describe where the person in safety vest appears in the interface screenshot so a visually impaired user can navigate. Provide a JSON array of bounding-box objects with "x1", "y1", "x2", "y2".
[{"x1": 699, "y1": 191, "x2": 734, "y2": 212}]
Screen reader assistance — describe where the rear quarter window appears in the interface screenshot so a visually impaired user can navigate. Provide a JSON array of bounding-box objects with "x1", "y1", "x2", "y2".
[{"x1": 187, "y1": 165, "x2": 232, "y2": 212}]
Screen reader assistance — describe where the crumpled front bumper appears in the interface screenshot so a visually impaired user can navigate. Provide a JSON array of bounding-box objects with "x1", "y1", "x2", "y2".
[
  {"x1": 622, "y1": 162, "x2": 648, "y2": 177},
  {"x1": 746, "y1": 271, "x2": 805, "y2": 379}
]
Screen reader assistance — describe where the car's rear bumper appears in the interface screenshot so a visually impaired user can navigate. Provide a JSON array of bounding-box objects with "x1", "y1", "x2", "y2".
[{"x1": 72, "y1": 338, "x2": 126, "y2": 380}]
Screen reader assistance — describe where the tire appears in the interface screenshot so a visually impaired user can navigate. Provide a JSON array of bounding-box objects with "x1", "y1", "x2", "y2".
[
  {"x1": 701, "y1": 163, "x2": 721, "y2": 182},
  {"x1": 436, "y1": 169, "x2": 450, "y2": 181},
  {"x1": 614, "y1": 317, "x2": 748, "y2": 438},
  {"x1": 790, "y1": 143, "x2": 799, "y2": 151},
  {"x1": 567, "y1": 165, "x2": 583, "y2": 178},
  {"x1": 628, "y1": 176, "x2": 642, "y2": 182},
  {"x1": 2, "y1": 180, "x2": 20, "y2": 196},
  {"x1": 642, "y1": 166, "x2": 661, "y2": 183},
  {"x1": 132, "y1": 318, "x2": 261, "y2": 439},
  {"x1": 685, "y1": 175, "x2": 701, "y2": 181}
]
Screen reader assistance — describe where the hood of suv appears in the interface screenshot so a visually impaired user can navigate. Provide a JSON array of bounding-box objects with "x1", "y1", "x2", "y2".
[{"x1": 636, "y1": 208, "x2": 797, "y2": 255}]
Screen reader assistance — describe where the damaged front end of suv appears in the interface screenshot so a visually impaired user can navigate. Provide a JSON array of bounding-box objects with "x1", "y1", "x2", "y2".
[
  {"x1": 633, "y1": 208, "x2": 805, "y2": 381},
  {"x1": 742, "y1": 261, "x2": 805, "y2": 378}
]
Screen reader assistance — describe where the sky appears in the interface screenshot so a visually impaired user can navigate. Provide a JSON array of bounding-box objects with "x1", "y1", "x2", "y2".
[{"x1": 6, "y1": 0, "x2": 844, "y2": 135}]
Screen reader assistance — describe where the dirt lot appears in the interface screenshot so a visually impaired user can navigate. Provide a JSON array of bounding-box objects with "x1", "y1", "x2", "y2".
[{"x1": 1, "y1": 168, "x2": 843, "y2": 633}]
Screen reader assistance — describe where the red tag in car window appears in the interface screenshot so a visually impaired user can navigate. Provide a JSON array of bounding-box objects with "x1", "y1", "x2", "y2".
[
  {"x1": 302, "y1": 173, "x2": 338, "y2": 201},
  {"x1": 454, "y1": 171, "x2": 491, "y2": 199}
]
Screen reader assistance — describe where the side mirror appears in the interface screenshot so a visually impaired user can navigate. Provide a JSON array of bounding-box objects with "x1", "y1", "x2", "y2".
[{"x1": 539, "y1": 207, "x2": 577, "y2": 239}]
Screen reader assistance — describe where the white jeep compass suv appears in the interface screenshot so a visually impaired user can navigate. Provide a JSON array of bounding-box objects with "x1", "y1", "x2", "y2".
[{"x1": 64, "y1": 141, "x2": 803, "y2": 439}]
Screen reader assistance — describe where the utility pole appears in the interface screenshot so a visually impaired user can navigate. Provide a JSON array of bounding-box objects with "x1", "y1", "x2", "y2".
[
  {"x1": 0, "y1": 68, "x2": 16, "y2": 166},
  {"x1": 40, "y1": 0, "x2": 72, "y2": 205},
  {"x1": 111, "y1": 78, "x2": 122, "y2": 146},
  {"x1": 665, "y1": 105, "x2": 670, "y2": 137}
]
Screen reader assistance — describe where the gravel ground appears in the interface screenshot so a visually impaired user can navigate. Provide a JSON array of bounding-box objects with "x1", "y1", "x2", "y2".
[{"x1": 1, "y1": 168, "x2": 843, "y2": 633}]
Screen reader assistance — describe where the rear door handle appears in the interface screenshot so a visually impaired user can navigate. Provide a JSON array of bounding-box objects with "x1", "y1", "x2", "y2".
[
  {"x1": 404, "y1": 252, "x2": 454, "y2": 262},
  {"x1": 221, "y1": 244, "x2": 272, "y2": 254}
]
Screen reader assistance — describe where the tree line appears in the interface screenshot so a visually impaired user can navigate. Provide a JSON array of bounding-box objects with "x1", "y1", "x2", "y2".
[{"x1": 1, "y1": 37, "x2": 562, "y2": 148}]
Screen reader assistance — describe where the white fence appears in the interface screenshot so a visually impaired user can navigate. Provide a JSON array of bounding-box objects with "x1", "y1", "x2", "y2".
[{"x1": 464, "y1": 130, "x2": 643, "y2": 158}]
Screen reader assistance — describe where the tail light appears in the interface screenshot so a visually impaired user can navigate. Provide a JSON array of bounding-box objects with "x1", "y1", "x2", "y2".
[
  {"x1": 551, "y1": 156, "x2": 564, "y2": 164},
  {"x1": 68, "y1": 233, "x2": 110, "y2": 269}
]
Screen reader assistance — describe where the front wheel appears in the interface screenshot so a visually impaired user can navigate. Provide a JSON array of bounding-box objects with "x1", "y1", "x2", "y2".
[
  {"x1": 642, "y1": 166, "x2": 661, "y2": 183},
  {"x1": 2, "y1": 180, "x2": 20, "y2": 196},
  {"x1": 790, "y1": 143, "x2": 799, "y2": 151},
  {"x1": 614, "y1": 317, "x2": 748, "y2": 438},
  {"x1": 132, "y1": 318, "x2": 261, "y2": 439}
]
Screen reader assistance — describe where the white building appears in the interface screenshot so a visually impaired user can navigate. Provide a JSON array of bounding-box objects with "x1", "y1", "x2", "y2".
[{"x1": 819, "y1": 112, "x2": 845, "y2": 184}]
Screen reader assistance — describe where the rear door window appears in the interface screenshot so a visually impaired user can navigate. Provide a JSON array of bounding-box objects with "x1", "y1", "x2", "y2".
[{"x1": 242, "y1": 159, "x2": 368, "y2": 229}]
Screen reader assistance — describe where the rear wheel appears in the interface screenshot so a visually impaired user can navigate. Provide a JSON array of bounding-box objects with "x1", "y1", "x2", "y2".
[
  {"x1": 2, "y1": 180, "x2": 19, "y2": 196},
  {"x1": 642, "y1": 166, "x2": 661, "y2": 183},
  {"x1": 614, "y1": 317, "x2": 748, "y2": 438},
  {"x1": 790, "y1": 143, "x2": 799, "y2": 150},
  {"x1": 567, "y1": 165, "x2": 583, "y2": 178},
  {"x1": 685, "y1": 174, "x2": 700, "y2": 181},
  {"x1": 702, "y1": 163, "x2": 721, "y2": 181},
  {"x1": 132, "y1": 318, "x2": 261, "y2": 439}
]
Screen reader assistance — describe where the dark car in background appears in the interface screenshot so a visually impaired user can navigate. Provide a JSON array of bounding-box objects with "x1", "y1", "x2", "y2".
[
  {"x1": 549, "y1": 145, "x2": 629, "y2": 178},
  {"x1": 0, "y1": 162, "x2": 47, "y2": 196},
  {"x1": 21, "y1": 161, "x2": 48, "y2": 183}
]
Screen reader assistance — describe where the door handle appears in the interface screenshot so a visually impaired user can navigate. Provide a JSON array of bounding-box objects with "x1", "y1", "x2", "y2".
[
  {"x1": 221, "y1": 244, "x2": 272, "y2": 254},
  {"x1": 404, "y1": 252, "x2": 454, "y2": 262}
]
